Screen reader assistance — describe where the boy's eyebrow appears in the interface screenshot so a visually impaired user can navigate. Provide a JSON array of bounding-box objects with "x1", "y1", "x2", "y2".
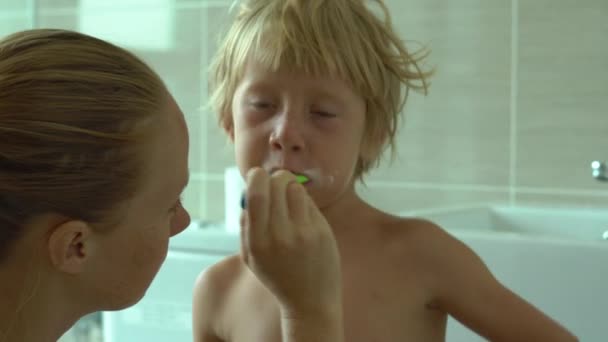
[
  {"x1": 310, "y1": 89, "x2": 349, "y2": 107},
  {"x1": 244, "y1": 80, "x2": 275, "y2": 93}
]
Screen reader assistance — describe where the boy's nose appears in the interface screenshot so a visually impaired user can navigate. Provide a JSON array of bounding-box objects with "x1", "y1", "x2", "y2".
[{"x1": 269, "y1": 113, "x2": 306, "y2": 152}]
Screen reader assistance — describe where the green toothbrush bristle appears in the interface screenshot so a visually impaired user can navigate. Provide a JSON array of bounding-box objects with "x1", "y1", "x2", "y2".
[{"x1": 295, "y1": 174, "x2": 309, "y2": 184}]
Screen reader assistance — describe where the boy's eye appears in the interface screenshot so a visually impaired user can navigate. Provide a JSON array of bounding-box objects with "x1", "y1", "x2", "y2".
[
  {"x1": 313, "y1": 111, "x2": 336, "y2": 118},
  {"x1": 250, "y1": 101, "x2": 274, "y2": 110}
]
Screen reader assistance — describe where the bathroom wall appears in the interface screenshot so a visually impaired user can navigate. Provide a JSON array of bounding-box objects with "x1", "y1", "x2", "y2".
[
  {"x1": 365, "y1": 0, "x2": 608, "y2": 215},
  {"x1": 1, "y1": 0, "x2": 606, "y2": 225},
  {"x1": 0, "y1": 1, "x2": 33, "y2": 33}
]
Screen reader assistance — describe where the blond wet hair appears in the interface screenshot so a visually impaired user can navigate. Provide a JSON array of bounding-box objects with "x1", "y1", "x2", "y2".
[{"x1": 209, "y1": 0, "x2": 433, "y2": 179}]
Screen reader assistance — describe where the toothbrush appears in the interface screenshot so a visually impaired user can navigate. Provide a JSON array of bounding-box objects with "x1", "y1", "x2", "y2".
[
  {"x1": 240, "y1": 174, "x2": 310, "y2": 209},
  {"x1": 294, "y1": 174, "x2": 310, "y2": 184}
]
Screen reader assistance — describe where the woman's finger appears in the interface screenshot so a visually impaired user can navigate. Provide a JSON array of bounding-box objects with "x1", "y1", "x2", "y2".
[
  {"x1": 244, "y1": 167, "x2": 271, "y2": 250},
  {"x1": 268, "y1": 170, "x2": 297, "y2": 235},
  {"x1": 286, "y1": 181, "x2": 308, "y2": 224}
]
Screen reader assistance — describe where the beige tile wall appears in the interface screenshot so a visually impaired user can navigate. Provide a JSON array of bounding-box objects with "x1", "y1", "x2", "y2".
[
  {"x1": 366, "y1": 0, "x2": 514, "y2": 217},
  {"x1": 2, "y1": 0, "x2": 606, "y2": 222},
  {"x1": 365, "y1": 0, "x2": 608, "y2": 216},
  {"x1": 516, "y1": 0, "x2": 608, "y2": 191},
  {"x1": 0, "y1": 1, "x2": 33, "y2": 35}
]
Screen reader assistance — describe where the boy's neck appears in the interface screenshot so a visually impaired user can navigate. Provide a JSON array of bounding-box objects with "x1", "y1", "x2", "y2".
[{"x1": 320, "y1": 187, "x2": 380, "y2": 233}]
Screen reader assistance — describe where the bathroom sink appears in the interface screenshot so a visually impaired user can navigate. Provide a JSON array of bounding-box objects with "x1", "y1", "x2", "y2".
[{"x1": 403, "y1": 206, "x2": 608, "y2": 243}]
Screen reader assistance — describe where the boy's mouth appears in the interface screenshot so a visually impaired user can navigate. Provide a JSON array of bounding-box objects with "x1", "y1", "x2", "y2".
[
  {"x1": 241, "y1": 168, "x2": 311, "y2": 209},
  {"x1": 267, "y1": 167, "x2": 311, "y2": 184}
]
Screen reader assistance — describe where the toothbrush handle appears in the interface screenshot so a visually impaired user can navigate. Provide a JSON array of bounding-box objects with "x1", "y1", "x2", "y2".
[{"x1": 241, "y1": 192, "x2": 247, "y2": 209}]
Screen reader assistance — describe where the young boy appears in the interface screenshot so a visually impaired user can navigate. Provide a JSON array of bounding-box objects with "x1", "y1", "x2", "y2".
[{"x1": 193, "y1": 0, "x2": 578, "y2": 341}]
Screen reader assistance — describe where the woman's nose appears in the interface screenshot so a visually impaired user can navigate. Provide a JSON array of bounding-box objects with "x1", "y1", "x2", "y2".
[{"x1": 170, "y1": 207, "x2": 191, "y2": 237}]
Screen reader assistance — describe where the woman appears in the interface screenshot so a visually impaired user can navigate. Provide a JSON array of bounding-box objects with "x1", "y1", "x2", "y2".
[{"x1": 0, "y1": 29, "x2": 343, "y2": 342}]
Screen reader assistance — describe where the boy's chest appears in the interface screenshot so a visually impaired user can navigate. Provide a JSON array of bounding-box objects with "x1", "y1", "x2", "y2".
[{"x1": 226, "y1": 263, "x2": 446, "y2": 342}]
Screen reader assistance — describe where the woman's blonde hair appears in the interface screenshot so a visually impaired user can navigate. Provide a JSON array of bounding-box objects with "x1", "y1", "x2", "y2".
[
  {"x1": 209, "y1": 0, "x2": 433, "y2": 179},
  {"x1": 0, "y1": 29, "x2": 167, "y2": 261}
]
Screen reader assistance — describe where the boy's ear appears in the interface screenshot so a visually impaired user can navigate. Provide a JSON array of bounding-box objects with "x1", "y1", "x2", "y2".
[
  {"x1": 359, "y1": 134, "x2": 382, "y2": 162},
  {"x1": 47, "y1": 220, "x2": 95, "y2": 274}
]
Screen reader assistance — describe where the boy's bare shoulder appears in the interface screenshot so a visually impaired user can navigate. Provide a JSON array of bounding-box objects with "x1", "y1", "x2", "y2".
[
  {"x1": 375, "y1": 214, "x2": 469, "y2": 266},
  {"x1": 377, "y1": 214, "x2": 451, "y2": 246},
  {"x1": 380, "y1": 214, "x2": 488, "y2": 286},
  {"x1": 194, "y1": 253, "x2": 246, "y2": 305},
  {"x1": 197, "y1": 252, "x2": 243, "y2": 282},
  {"x1": 192, "y1": 254, "x2": 246, "y2": 338}
]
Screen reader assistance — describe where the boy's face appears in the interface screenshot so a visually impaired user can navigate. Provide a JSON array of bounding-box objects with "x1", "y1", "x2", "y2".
[{"x1": 229, "y1": 60, "x2": 368, "y2": 209}]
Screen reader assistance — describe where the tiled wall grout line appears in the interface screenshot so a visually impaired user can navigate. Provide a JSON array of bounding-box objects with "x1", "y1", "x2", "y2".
[{"x1": 509, "y1": 0, "x2": 519, "y2": 206}]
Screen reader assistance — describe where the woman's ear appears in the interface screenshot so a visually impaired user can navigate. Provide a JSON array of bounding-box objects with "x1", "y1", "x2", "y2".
[{"x1": 47, "y1": 220, "x2": 94, "y2": 274}]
